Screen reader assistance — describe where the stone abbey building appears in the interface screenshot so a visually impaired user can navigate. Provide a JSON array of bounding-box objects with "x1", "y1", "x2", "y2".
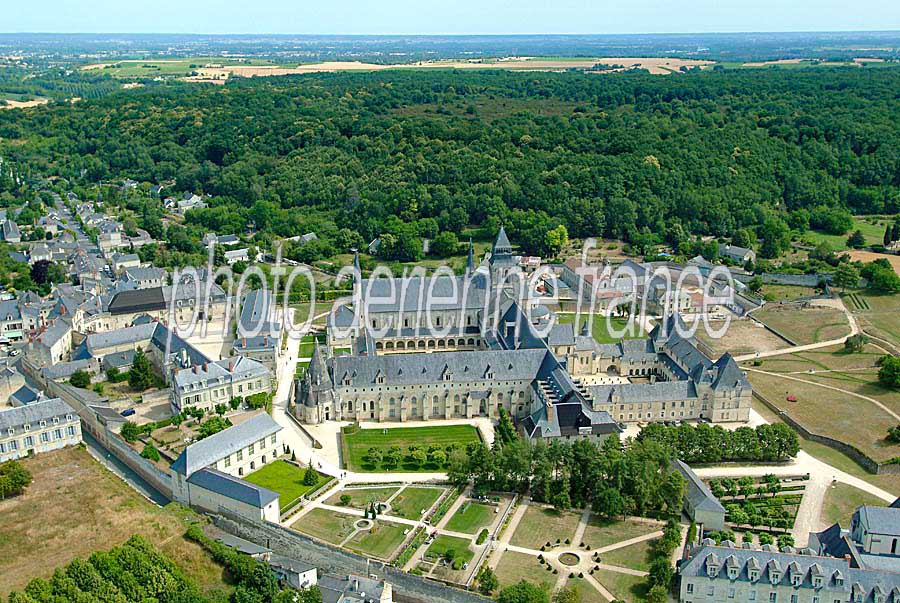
[{"x1": 292, "y1": 229, "x2": 752, "y2": 441}]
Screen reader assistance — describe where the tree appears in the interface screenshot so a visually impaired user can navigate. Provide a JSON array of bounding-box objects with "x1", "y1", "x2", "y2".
[
  {"x1": 645, "y1": 584, "x2": 669, "y2": 603},
  {"x1": 128, "y1": 349, "x2": 155, "y2": 390},
  {"x1": 496, "y1": 407, "x2": 517, "y2": 446},
  {"x1": 410, "y1": 449, "x2": 427, "y2": 467},
  {"x1": 365, "y1": 447, "x2": 383, "y2": 467},
  {"x1": 431, "y1": 231, "x2": 459, "y2": 257},
  {"x1": 304, "y1": 467, "x2": 319, "y2": 486},
  {"x1": 879, "y1": 355, "x2": 900, "y2": 389},
  {"x1": 498, "y1": 581, "x2": 550, "y2": 603},
  {"x1": 477, "y1": 566, "x2": 500, "y2": 596},
  {"x1": 120, "y1": 421, "x2": 141, "y2": 443},
  {"x1": 545, "y1": 225, "x2": 569, "y2": 257},
  {"x1": 885, "y1": 224, "x2": 892, "y2": 247},
  {"x1": 847, "y1": 229, "x2": 866, "y2": 248},
  {"x1": 141, "y1": 443, "x2": 161, "y2": 462},
  {"x1": 868, "y1": 266, "x2": 900, "y2": 293},
  {"x1": 649, "y1": 557, "x2": 675, "y2": 588},
  {"x1": 844, "y1": 333, "x2": 869, "y2": 353},
  {"x1": 553, "y1": 586, "x2": 581, "y2": 603},
  {"x1": 69, "y1": 369, "x2": 91, "y2": 388},
  {"x1": 832, "y1": 262, "x2": 859, "y2": 290},
  {"x1": 0, "y1": 460, "x2": 33, "y2": 500}
]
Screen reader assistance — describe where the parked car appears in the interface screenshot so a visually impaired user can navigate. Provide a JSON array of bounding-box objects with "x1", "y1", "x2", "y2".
[{"x1": 120, "y1": 408, "x2": 136, "y2": 417}]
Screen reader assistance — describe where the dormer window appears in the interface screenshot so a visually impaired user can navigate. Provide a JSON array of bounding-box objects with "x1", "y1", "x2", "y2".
[
  {"x1": 791, "y1": 574, "x2": 802, "y2": 587},
  {"x1": 727, "y1": 567, "x2": 738, "y2": 580},
  {"x1": 749, "y1": 570, "x2": 759, "y2": 582},
  {"x1": 813, "y1": 576, "x2": 823, "y2": 588},
  {"x1": 770, "y1": 572, "x2": 781, "y2": 584},
  {"x1": 707, "y1": 564, "x2": 719, "y2": 578}
]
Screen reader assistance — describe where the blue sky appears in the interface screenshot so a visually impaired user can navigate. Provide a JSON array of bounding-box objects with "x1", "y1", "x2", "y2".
[{"x1": 5, "y1": 0, "x2": 900, "y2": 35}]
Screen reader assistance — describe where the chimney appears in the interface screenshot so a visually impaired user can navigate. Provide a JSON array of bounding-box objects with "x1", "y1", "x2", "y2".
[
  {"x1": 546, "y1": 401, "x2": 553, "y2": 421},
  {"x1": 242, "y1": 337, "x2": 246, "y2": 346},
  {"x1": 203, "y1": 362, "x2": 209, "y2": 372},
  {"x1": 193, "y1": 365, "x2": 199, "y2": 374},
  {"x1": 228, "y1": 360, "x2": 234, "y2": 372},
  {"x1": 263, "y1": 337, "x2": 268, "y2": 346}
]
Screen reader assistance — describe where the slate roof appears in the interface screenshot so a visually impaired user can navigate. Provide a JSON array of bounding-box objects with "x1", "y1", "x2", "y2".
[
  {"x1": 107, "y1": 288, "x2": 167, "y2": 314},
  {"x1": 672, "y1": 459, "x2": 727, "y2": 513},
  {"x1": 187, "y1": 467, "x2": 279, "y2": 508},
  {"x1": 858, "y1": 506, "x2": 900, "y2": 538},
  {"x1": 173, "y1": 355, "x2": 268, "y2": 391},
  {"x1": 0, "y1": 398, "x2": 76, "y2": 432},
  {"x1": 360, "y1": 274, "x2": 487, "y2": 313},
  {"x1": 123, "y1": 266, "x2": 166, "y2": 282},
  {"x1": 171, "y1": 413, "x2": 282, "y2": 476},
  {"x1": 331, "y1": 348, "x2": 549, "y2": 388},
  {"x1": 238, "y1": 288, "x2": 280, "y2": 336},
  {"x1": 589, "y1": 379, "x2": 697, "y2": 404},
  {"x1": 86, "y1": 322, "x2": 157, "y2": 352}
]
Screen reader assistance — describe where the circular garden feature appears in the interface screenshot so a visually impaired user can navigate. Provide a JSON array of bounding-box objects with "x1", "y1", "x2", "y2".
[{"x1": 559, "y1": 552, "x2": 580, "y2": 567}]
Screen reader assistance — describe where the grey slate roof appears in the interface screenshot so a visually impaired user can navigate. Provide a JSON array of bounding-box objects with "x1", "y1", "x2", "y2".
[
  {"x1": 86, "y1": 322, "x2": 157, "y2": 353},
  {"x1": 238, "y1": 288, "x2": 280, "y2": 336},
  {"x1": 171, "y1": 413, "x2": 282, "y2": 476},
  {"x1": 187, "y1": 467, "x2": 279, "y2": 508},
  {"x1": 858, "y1": 506, "x2": 900, "y2": 538},
  {"x1": 0, "y1": 398, "x2": 76, "y2": 432},
  {"x1": 360, "y1": 274, "x2": 487, "y2": 313},
  {"x1": 589, "y1": 379, "x2": 697, "y2": 405},
  {"x1": 672, "y1": 458, "x2": 727, "y2": 513}
]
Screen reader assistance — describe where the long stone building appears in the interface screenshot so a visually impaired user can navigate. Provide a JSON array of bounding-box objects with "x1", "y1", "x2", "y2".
[{"x1": 292, "y1": 229, "x2": 752, "y2": 441}]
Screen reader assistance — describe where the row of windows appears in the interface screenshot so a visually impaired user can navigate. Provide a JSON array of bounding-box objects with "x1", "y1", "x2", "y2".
[
  {"x1": 6, "y1": 415, "x2": 74, "y2": 437},
  {"x1": 0, "y1": 426, "x2": 77, "y2": 453},
  {"x1": 222, "y1": 434, "x2": 277, "y2": 468}
]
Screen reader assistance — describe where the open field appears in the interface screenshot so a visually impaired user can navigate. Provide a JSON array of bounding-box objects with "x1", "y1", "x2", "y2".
[
  {"x1": 753, "y1": 305, "x2": 850, "y2": 345},
  {"x1": 592, "y1": 569, "x2": 648, "y2": 602},
  {"x1": 757, "y1": 284, "x2": 819, "y2": 302},
  {"x1": 389, "y1": 486, "x2": 444, "y2": 519},
  {"x1": 494, "y1": 551, "x2": 550, "y2": 589},
  {"x1": 581, "y1": 517, "x2": 660, "y2": 550},
  {"x1": 444, "y1": 500, "x2": 495, "y2": 534},
  {"x1": 600, "y1": 538, "x2": 657, "y2": 572},
  {"x1": 292, "y1": 508, "x2": 358, "y2": 544},
  {"x1": 802, "y1": 216, "x2": 894, "y2": 251},
  {"x1": 344, "y1": 521, "x2": 408, "y2": 560},
  {"x1": 243, "y1": 460, "x2": 330, "y2": 511},
  {"x1": 746, "y1": 344, "x2": 882, "y2": 374},
  {"x1": 822, "y1": 483, "x2": 885, "y2": 527},
  {"x1": 425, "y1": 534, "x2": 475, "y2": 568},
  {"x1": 326, "y1": 486, "x2": 399, "y2": 509},
  {"x1": 0, "y1": 448, "x2": 227, "y2": 596},
  {"x1": 748, "y1": 369, "x2": 900, "y2": 463},
  {"x1": 509, "y1": 506, "x2": 581, "y2": 550},
  {"x1": 0, "y1": 97, "x2": 49, "y2": 109},
  {"x1": 341, "y1": 424, "x2": 480, "y2": 472},
  {"x1": 556, "y1": 313, "x2": 645, "y2": 344},
  {"x1": 695, "y1": 319, "x2": 788, "y2": 356},
  {"x1": 843, "y1": 290, "x2": 900, "y2": 349}
]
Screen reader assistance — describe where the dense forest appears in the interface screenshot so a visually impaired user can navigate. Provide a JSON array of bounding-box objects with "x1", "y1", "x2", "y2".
[{"x1": 1, "y1": 67, "x2": 899, "y2": 259}]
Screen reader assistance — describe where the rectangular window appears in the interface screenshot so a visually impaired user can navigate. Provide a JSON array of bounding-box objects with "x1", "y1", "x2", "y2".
[
  {"x1": 237, "y1": 450, "x2": 243, "y2": 461},
  {"x1": 224, "y1": 456, "x2": 231, "y2": 468},
  {"x1": 54, "y1": 429, "x2": 62, "y2": 439},
  {"x1": 270, "y1": 435, "x2": 276, "y2": 445},
  {"x1": 67, "y1": 426, "x2": 76, "y2": 437},
  {"x1": 686, "y1": 584, "x2": 694, "y2": 594},
  {"x1": 40, "y1": 432, "x2": 50, "y2": 443},
  {"x1": 248, "y1": 443, "x2": 254, "y2": 455},
  {"x1": 770, "y1": 594, "x2": 777, "y2": 603},
  {"x1": 24, "y1": 436, "x2": 33, "y2": 447}
]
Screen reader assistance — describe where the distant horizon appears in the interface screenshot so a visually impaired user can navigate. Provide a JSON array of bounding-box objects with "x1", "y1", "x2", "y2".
[
  {"x1": 2, "y1": 30, "x2": 900, "y2": 37},
  {"x1": 4, "y1": 0, "x2": 900, "y2": 37}
]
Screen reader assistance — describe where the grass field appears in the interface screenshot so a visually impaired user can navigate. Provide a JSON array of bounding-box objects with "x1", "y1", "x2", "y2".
[
  {"x1": 757, "y1": 284, "x2": 820, "y2": 302},
  {"x1": 0, "y1": 448, "x2": 227, "y2": 596},
  {"x1": 341, "y1": 424, "x2": 481, "y2": 472},
  {"x1": 753, "y1": 305, "x2": 850, "y2": 345},
  {"x1": 581, "y1": 517, "x2": 661, "y2": 550},
  {"x1": 345, "y1": 521, "x2": 408, "y2": 560},
  {"x1": 822, "y1": 483, "x2": 885, "y2": 527},
  {"x1": 494, "y1": 551, "x2": 551, "y2": 589},
  {"x1": 509, "y1": 506, "x2": 582, "y2": 550},
  {"x1": 556, "y1": 313, "x2": 645, "y2": 344},
  {"x1": 444, "y1": 500, "x2": 495, "y2": 534},
  {"x1": 565, "y1": 577, "x2": 607, "y2": 603},
  {"x1": 843, "y1": 290, "x2": 900, "y2": 350},
  {"x1": 696, "y1": 319, "x2": 789, "y2": 356},
  {"x1": 592, "y1": 569, "x2": 648, "y2": 603},
  {"x1": 425, "y1": 534, "x2": 475, "y2": 570},
  {"x1": 293, "y1": 508, "x2": 358, "y2": 544},
  {"x1": 326, "y1": 486, "x2": 399, "y2": 509},
  {"x1": 600, "y1": 538, "x2": 657, "y2": 572},
  {"x1": 244, "y1": 460, "x2": 330, "y2": 511},
  {"x1": 389, "y1": 487, "x2": 444, "y2": 519},
  {"x1": 803, "y1": 216, "x2": 893, "y2": 251}
]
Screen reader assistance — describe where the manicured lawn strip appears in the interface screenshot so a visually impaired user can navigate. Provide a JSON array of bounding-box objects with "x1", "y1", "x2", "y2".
[
  {"x1": 390, "y1": 487, "x2": 444, "y2": 519},
  {"x1": 293, "y1": 508, "x2": 357, "y2": 544},
  {"x1": 592, "y1": 569, "x2": 648, "y2": 603},
  {"x1": 754, "y1": 306, "x2": 849, "y2": 345},
  {"x1": 509, "y1": 506, "x2": 581, "y2": 550},
  {"x1": 244, "y1": 460, "x2": 330, "y2": 512},
  {"x1": 822, "y1": 483, "x2": 885, "y2": 527},
  {"x1": 342, "y1": 424, "x2": 481, "y2": 472},
  {"x1": 581, "y1": 517, "x2": 660, "y2": 549},
  {"x1": 599, "y1": 538, "x2": 657, "y2": 572},
  {"x1": 424, "y1": 535, "x2": 474, "y2": 569},
  {"x1": 494, "y1": 551, "x2": 552, "y2": 590},
  {"x1": 345, "y1": 521, "x2": 408, "y2": 560},
  {"x1": 444, "y1": 500, "x2": 495, "y2": 534},
  {"x1": 326, "y1": 487, "x2": 399, "y2": 510}
]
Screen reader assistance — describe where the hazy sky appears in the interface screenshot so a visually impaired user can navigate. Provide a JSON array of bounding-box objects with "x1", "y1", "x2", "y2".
[{"x1": 5, "y1": 0, "x2": 900, "y2": 35}]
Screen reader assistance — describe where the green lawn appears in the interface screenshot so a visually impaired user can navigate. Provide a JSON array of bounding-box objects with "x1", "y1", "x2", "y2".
[
  {"x1": 556, "y1": 313, "x2": 645, "y2": 344},
  {"x1": 390, "y1": 487, "x2": 444, "y2": 519},
  {"x1": 293, "y1": 508, "x2": 358, "y2": 544},
  {"x1": 326, "y1": 487, "x2": 398, "y2": 510},
  {"x1": 341, "y1": 424, "x2": 481, "y2": 472},
  {"x1": 444, "y1": 501, "x2": 495, "y2": 534},
  {"x1": 582, "y1": 517, "x2": 660, "y2": 550},
  {"x1": 494, "y1": 551, "x2": 550, "y2": 589},
  {"x1": 822, "y1": 483, "x2": 885, "y2": 527},
  {"x1": 566, "y1": 577, "x2": 607, "y2": 603},
  {"x1": 243, "y1": 460, "x2": 331, "y2": 511},
  {"x1": 592, "y1": 569, "x2": 648, "y2": 603},
  {"x1": 802, "y1": 216, "x2": 892, "y2": 251},
  {"x1": 425, "y1": 535, "x2": 474, "y2": 570},
  {"x1": 600, "y1": 538, "x2": 657, "y2": 572},
  {"x1": 509, "y1": 506, "x2": 582, "y2": 550},
  {"x1": 345, "y1": 521, "x2": 408, "y2": 560}
]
